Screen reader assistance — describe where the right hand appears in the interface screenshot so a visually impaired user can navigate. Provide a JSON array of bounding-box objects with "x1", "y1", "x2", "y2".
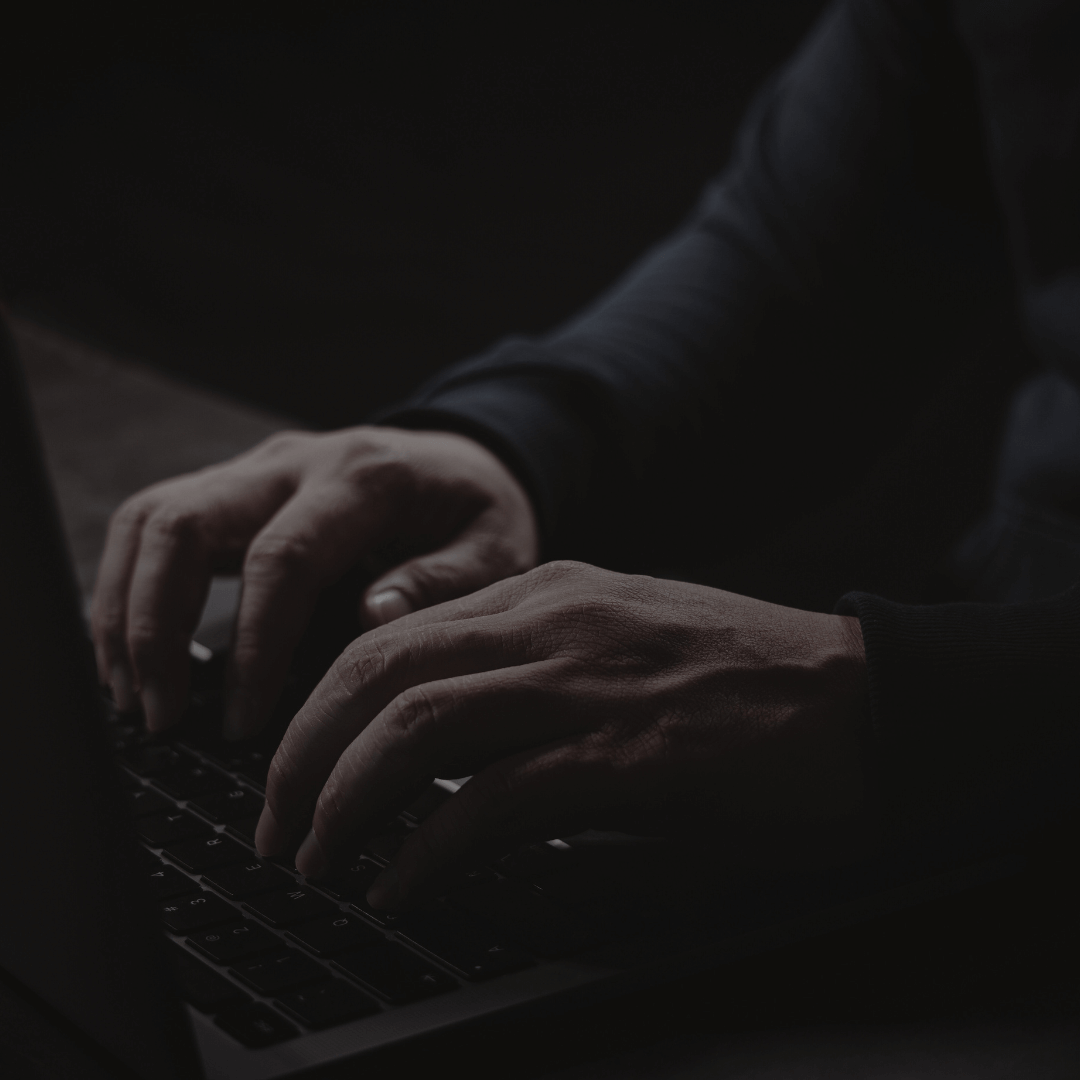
[{"x1": 90, "y1": 426, "x2": 539, "y2": 739}]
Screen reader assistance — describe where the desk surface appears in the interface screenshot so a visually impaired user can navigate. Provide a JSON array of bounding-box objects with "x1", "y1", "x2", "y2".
[{"x1": 9, "y1": 319, "x2": 1080, "y2": 1079}]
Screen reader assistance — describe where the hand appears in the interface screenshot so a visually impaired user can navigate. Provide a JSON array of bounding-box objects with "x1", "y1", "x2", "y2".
[
  {"x1": 90, "y1": 427, "x2": 539, "y2": 737},
  {"x1": 255, "y1": 561, "x2": 872, "y2": 908}
]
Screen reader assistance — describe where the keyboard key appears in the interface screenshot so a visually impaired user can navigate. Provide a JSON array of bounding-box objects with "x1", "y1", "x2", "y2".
[
  {"x1": 206, "y1": 748, "x2": 272, "y2": 790},
  {"x1": 230, "y1": 949, "x2": 328, "y2": 995},
  {"x1": 188, "y1": 921, "x2": 280, "y2": 964},
  {"x1": 155, "y1": 762, "x2": 233, "y2": 801},
  {"x1": 450, "y1": 866, "x2": 499, "y2": 890},
  {"x1": 396, "y1": 904, "x2": 533, "y2": 981},
  {"x1": 316, "y1": 859, "x2": 381, "y2": 904},
  {"x1": 225, "y1": 814, "x2": 261, "y2": 845},
  {"x1": 164, "y1": 835, "x2": 250, "y2": 874},
  {"x1": 512, "y1": 898, "x2": 660, "y2": 959},
  {"x1": 168, "y1": 943, "x2": 250, "y2": 1013},
  {"x1": 147, "y1": 865, "x2": 199, "y2": 902},
  {"x1": 129, "y1": 787, "x2": 173, "y2": 817},
  {"x1": 160, "y1": 893, "x2": 238, "y2": 933},
  {"x1": 215, "y1": 1003, "x2": 298, "y2": 1047},
  {"x1": 333, "y1": 943, "x2": 456, "y2": 1004},
  {"x1": 138, "y1": 810, "x2": 212, "y2": 847},
  {"x1": 286, "y1": 913, "x2": 384, "y2": 957},
  {"x1": 136, "y1": 846, "x2": 165, "y2": 871},
  {"x1": 202, "y1": 859, "x2": 294, "y2": 899},
  {"x1": 276, "y1": 979, "x2": 379, "y2": 1029},
  {"x1": 118, "y1": 744, "x2": 180, "y2": 777},
  {"x1": 361, "y1": 828, "x2": 410, "y2": 865},
  {"x1": 189, "y1": 788, "x2": 263, "y2": 824},
  {"x1": 243, "y1": 886, "x2": 338, "y2": 927},
  {"x1": 451, "y1": 878, "x2": 561, "y2": 931}
]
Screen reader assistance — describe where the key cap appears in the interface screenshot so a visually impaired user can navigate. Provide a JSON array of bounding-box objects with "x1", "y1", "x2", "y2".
[
  {"x1": 316, "y1": 860, "x2": 381, "y2": 904},
  {"x1": 225, "y1": 815, "x2": 261, "y2": 845},
  {"x1": 164, "y1": 835, "x2": 250, "y2": 874},
  {"x1": 333, "y1": 943, "x2": 456, "y2": 1004},
  {"x1": 138, "y1": 811, "x2": 212, "y2": 847},
  {"x1": 155, "y1": 762, "x2": 233, "y2": 801},
  {"x1": 136, "y1": 846, "x2": 164, "y2": 871},
  {"x1": 160, "y1": 892, "x2": 238, "y2": 934},
  {"x1": 206, "y1": 749, "x2": 271, "y2": 790},
  {"x1": 512, "y1": 897, "x2": 660, "y2": 959},
  {"x1": 202, "y1": 859, "x2": 294, "y2": 899},
  {"x1": 450, "y1": 878, "x2": 561, "y2": 932},
  {"x1": 361, "y1": 828, "x2": 410, "y2": 865},
  {"x1": 118, "y1": 744, "x2": 180, "y2": 778},
  {"x1": 129, "y1": 787, "x2": 173, "y2": 817},
  {"x1": 286, "y1": 913, "x2": 384, "y2": 957},
  {"x1": 275, "y1": 979, "x2": 379, "y2": 1029},
  {"x1": 215, "y1": 1003, "x2": 298, "y2": 1047},
  {"x1": 230, "y1": 949, "x2": 328, "y2": 995},
  {"x1": 147, "y1": 865, "x2": 199, "y2": 902},
  {"x1": 168, "y1": 943, "x2": 250, "y2": 1013},
  {"x1": 396, "y1": 904, "x2": 533, "y2": 981},
  {"x1": 188, "y1": 920, "x2": 280, "y2": 964},
  {"x1": 189, "y1": 788, "x2": 263, "y2": 824},
  {"x1": 243, "y1": 886, "x2": 338, "y2": 927}
]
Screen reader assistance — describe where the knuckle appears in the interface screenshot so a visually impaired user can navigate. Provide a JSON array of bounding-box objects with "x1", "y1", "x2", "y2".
[
  {"x1": 142, "y1": 506, "x2": 202, "y2": 547},
  {"x1": 344, "y1": 636, "x2": 391, "y2": 693},
  {"x1": 245, "y1": 532, "x2": 315, "y2": 580},
  {"x1": 109, "y1": 494, "x2": 152, "y2": 533},
  {"x1": 257, "y1": 429, "x2": 309, "y2": 458},
  {"x1": 384, "y1": 684, "x2": 441, "y2": 746}
]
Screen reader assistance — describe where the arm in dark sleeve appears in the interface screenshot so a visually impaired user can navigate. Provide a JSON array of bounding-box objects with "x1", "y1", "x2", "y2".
[
  {"x1": 837, "y1": 584, "x2": 1080, "y2": 859},
  {"x1": 378, "y1": 0, "x2": 935, "y2": 561}
]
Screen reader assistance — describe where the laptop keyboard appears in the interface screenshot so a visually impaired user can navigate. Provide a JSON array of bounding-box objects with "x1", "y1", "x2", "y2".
[{"x1": 105, "y1": 682, "x2": 654, "y2": 1050}]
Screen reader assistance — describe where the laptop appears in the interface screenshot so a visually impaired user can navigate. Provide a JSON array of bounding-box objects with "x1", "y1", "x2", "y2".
[{"x1": 0, "y1": 315, "x2": 1021, "y2": 1080}]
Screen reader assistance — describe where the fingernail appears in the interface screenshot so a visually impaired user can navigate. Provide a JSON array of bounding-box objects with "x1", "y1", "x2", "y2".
[
  {"x1": 140, "y1": 678, "x2": 175, "y2": 732},
  {"x1": 366, "y1": 864, "x2": 400, "y2": 910},
  {"x1": 295, "y1": 829, "x2": 328, "y2": 878},
  {"x1": 367, "y1": 588, "x2": 414, "y2": 626},
  {"x1": 223, "y1": 686, "x2": 253, "y2": 742},
  {"x1": 255, "y1": 803, "x2": 287, "y2": 856},
  {"x1": 111, "y1": 664, "x2": 135, "y2": 712}
]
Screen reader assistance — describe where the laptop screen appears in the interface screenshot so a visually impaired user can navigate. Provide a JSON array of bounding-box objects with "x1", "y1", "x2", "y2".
[{"x1": 0, "y1": 315, "x2": 201, "y2": 1080}]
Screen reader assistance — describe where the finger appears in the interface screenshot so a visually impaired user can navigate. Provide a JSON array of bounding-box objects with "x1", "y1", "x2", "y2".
[
  {"x1": 256, "y1": 612, "x2": 535, "y2": 856},
  {"x1": 125, "y1": 511, "x2": 215, "y2": 730},
  {"x1": 224, "y1": 480, "x2": 413, "y2": 740},
  {"x1": 361, "y1": 511, "x2": 533, "y2": 628},
  {"x1": 293, "y1": 660, "x2": 583, "y2": 876},
  {"x1": 368, "y1": 740, "x2": 620, "y2": 909},
  {"x1": 91, "y1": 496, "x2": 155, "y2": 710}
]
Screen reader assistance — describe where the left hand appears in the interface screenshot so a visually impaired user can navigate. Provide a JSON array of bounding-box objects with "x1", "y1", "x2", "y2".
[{"x1": 255, "y1": 561, "x2": 872, "y2": 908}]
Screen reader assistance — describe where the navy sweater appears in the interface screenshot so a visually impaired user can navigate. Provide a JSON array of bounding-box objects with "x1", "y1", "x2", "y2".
[{"x1": 379, "y1": 0, "x2": 1080, "y2": 855}]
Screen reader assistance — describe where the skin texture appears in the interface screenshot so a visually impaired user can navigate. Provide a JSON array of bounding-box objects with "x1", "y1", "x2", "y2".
[
  {"x1": 253, "y1": 561, "x2": 871, "y2": 908},
  {"x1": 90, "y1": 427, "x2": 539, "y2": 738},
  {"x1": 90, "y1": 427, "x2": 871, "y2": 910}
]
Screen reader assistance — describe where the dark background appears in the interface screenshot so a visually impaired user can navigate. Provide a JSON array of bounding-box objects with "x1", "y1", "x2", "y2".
[
  {"x1": 1, "y1": 1, "x2": 827, "y2": 428},
  {"x1": 4, "y1": 8, "x2": 1080, "y2": 1079}
]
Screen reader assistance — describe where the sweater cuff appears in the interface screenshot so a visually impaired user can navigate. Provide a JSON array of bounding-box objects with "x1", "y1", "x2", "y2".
[
  {"x1": 374, "y1": 374, "x2": 596, "y2": 553},
  {"x1": 835, "y1": 585, "x2": 1080, "y2": 860}
]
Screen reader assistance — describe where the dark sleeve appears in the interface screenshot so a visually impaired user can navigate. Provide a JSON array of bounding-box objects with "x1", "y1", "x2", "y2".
[
  {"x1": 377, "y1": 0, "x2": 934, "y2": 560},
  {"x1": 836, "y1": 585, "x2": 1080, "y2": 858}
]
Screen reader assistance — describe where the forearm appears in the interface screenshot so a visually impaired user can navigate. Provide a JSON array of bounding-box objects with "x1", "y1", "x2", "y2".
[{"x1": 380, "y1": 0, "x2": 936, "y2": 563}]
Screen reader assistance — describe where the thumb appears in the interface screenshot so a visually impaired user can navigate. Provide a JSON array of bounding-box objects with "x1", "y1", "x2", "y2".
[{"x1": 361, "y1": 524, "x2": 530, "y2": 629}]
